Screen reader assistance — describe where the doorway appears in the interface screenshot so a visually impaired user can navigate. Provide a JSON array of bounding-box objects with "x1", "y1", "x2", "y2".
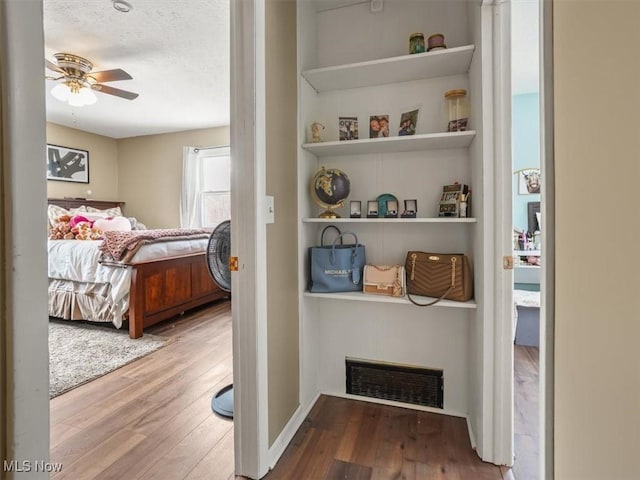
[{"x1": 511, "y1": 0, "x2": 542, "y2": 478}]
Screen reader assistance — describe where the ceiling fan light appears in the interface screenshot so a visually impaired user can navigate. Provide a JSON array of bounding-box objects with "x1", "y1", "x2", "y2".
[
  {"x1": 51, "y1": 83, "x2": 71, "y2": 101},
  {"x1": 78, "y1": 87, "x2": 98, "y2": 105},
  {"x1": 68, "y1": 94, "x2": 85, "y2": 107}
]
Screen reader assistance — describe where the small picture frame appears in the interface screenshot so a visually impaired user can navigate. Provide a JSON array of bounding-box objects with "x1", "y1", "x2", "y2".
[
  {"x1": 398, "y1": 109, "x2": 419, "y2": 136},
  {"x1": 401, "y1": 199, "x2": 417, "y2": 218},
  {"x1": 369, "y1": 114, "x2": 390, "y2": 138},
  {"x1": 385, "y1": 199, "x2": 398, "y2": 218},
  {"x1": 350, "y1": 201, "x2": 362, "y2": 218},
  {"x1": 518, "y1": 168, "x2": 541, "y2": 195},
  {"x1": 46, "y1": 144, "x2": 89, "y2": 183},
  {"x1": 339, "y1": 116, "x2": 359, "y2": 141},
  {"x1": 366, "y1": 200, "x2": 379, "y2": 218}
]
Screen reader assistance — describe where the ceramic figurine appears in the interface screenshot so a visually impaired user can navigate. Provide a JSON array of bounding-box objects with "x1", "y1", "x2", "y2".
[{"x1": 311, "y1": 122, "x2": 325, "y2": 143}]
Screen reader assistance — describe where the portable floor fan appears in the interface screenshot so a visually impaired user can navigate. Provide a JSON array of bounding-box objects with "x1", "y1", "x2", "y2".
[{"x1": 206, "y1": 220, "x2": 233, "y2": 419}]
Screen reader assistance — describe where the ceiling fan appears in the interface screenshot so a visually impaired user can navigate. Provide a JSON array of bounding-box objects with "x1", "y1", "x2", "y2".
[{"x1": 45, "y1": 52, "x2": 139, "y2": 106}]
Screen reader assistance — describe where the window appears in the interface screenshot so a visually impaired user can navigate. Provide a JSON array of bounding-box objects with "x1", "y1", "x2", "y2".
[
  {"x1": 180, "y1": 146, "x2": 230, "y2": 229},
  {"x1": 200, "y1": 148, "x2": 231, "y2": 228}
]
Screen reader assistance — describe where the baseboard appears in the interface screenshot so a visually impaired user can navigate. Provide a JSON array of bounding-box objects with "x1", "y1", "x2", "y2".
[
  {"x1": 325, "y1": 390, "x2": 469, "y2": 419},
  {"x1": 268, "y1": 391, "x2": 321, "y2": 470},
  {"x1": 466, "y1": 415, "x2": 477, "y2": 450}
]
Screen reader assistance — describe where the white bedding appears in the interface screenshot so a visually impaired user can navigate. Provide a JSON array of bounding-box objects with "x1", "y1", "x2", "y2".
[{"x1": 47, "y1": 238, "x2": 208, "y2": 328}]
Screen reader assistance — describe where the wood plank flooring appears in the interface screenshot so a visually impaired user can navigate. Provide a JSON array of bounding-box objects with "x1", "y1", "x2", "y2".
[
  {"x1": 50, "y1": 301, "x2": 539, "y2": 480},
  {"x1": 50, "y1": 300, "x2": 235, "y2": 480},
  {"x1": 265, "y1": 395, "x2": 509, "y2": 480},
  {"x1": 512, "y1": 345, "x2": 539, "y2": 480}
]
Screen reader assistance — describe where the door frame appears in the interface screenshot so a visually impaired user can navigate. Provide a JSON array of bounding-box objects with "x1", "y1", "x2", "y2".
[{"x1": 230, "y1": 0, "x2": 270, "y2": 478}]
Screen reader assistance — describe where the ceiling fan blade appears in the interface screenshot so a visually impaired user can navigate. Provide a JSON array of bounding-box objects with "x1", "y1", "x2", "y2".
[
  {"x1": 92, "y1": 84, "x2": 139, "y2": 100},
  {"x1": 90, "y1": 68, "x2": 132, "y2": 83},
  {"x1": 45, "y1": 59, "x2": 64, "y2": 74}
]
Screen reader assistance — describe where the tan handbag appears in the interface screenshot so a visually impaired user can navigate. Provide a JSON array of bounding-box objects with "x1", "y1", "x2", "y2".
[
  {"x1": 404, "y1": 252, "x2": 473, "y2": 306},
  {"x1": 363, "y1": 264, "x2": 405, "y2": 297}
]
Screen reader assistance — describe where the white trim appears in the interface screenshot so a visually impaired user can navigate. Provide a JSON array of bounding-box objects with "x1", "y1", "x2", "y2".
[
  {"x1": 540, "y1": 0, "x2": 554, "y2": 478},
  {"x1": 466, "y1": 415, "x2": 478, "y2": 451},
  {"x1": 492, "y1": 0, "x2": 514, "y2": 467},
  {"x1": 230, "y1": 0, "x2": 270, "y2": 477},
  {"x1": 1, "y1": 0, "x2": 50, "y2": 473},
  {"x1": 268, "y1": 391, "x2": 322, "y2": 470},
  {"x1": 327, "y1": 392, "x2": 469, "y2": 419}
]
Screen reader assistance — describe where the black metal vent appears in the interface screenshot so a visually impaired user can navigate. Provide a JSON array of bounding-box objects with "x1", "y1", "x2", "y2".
[{"x1": 346, "y1": 357, "x2": 443, "y2": 409}]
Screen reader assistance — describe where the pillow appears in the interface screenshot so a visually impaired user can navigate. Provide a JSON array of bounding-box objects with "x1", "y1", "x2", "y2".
[
  {"x1": 47, "y1": 204, "x2": 87, "y2": 227},
  {"x1": 127, "y1": 217, "x2": 147, "y2": 230},
  {"x1": 93, "y1": 216, "x2": 131, "y2": 232},
  {"x1": 82, "y1": 212, "x2": 114, "y2": 222},
  {"x1": 85, "y1": 206, "x2": 123, "y2": 217}
]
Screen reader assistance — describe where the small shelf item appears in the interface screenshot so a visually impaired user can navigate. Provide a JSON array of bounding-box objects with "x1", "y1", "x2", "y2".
[
  {"x1": 376, "y1": 193, "x2": 398, "y2": 218},
  {"x1": 385, "y1": 199, "x2": 399, "y2": 218},
  {"x1": 310, "y1": 166, "x2": 351, "y2": 218},
  {"x1": 401, "y1": 199, "x2": 417, "y2": 218},
  {"x1": 438, "y1": 183, "x2": 469, "y2": 217},
  {"x1": 366, "y1": 200, "x2": 379, "y2": 218},
  {"x1": 350, "y1": 201, "x2": 362, "y2": 218}
]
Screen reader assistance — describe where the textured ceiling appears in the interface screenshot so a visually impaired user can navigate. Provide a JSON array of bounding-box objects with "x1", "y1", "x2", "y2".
[{"x1": 44, "y1": 0, "x2": 230, "y2": 139}]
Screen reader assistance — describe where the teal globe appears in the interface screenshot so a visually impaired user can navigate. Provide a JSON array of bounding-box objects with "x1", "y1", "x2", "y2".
[{"x1": 310, "y1": 167, "x2": 351, "y2": 218}]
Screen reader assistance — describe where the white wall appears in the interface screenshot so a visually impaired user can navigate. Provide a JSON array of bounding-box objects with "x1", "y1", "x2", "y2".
[{"x1": 554, "y1": 1, "x2": 640, "y2": 478}]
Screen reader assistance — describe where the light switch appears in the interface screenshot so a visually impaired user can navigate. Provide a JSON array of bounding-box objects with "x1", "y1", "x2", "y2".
[{"x1": 265, "y1": 196, "x2": 275, "y2": 224}]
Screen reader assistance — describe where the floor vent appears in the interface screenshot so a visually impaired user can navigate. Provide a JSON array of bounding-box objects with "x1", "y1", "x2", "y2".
[{"x1": 346, "y1": 357, "x2": 443, "y2": 409}]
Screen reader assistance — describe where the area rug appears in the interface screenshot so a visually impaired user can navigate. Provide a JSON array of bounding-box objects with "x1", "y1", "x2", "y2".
[{"x1": 49, "y1": 320, "x2": 169, "y2": 398}]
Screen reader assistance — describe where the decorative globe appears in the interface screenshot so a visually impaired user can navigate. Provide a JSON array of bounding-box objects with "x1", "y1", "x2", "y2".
[{"x1": 310, "y1": 167, "x2": 351, "y2": 218}]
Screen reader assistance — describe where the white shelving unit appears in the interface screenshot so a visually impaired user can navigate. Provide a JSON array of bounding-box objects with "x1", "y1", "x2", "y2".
[
  {"x1": 296, "y1": 0, "x2": 493, "y2": 445},
  {"x1": 302, "y1": 217, "x2": 477, "y2": 223},
  {"x1": 305, "y1": 291, "x2": 477, "y2": 309},
  {"x1": 302, "y1": 45, "x2": 475, "y2": 92},
  {"x1": 302, "y1": 131, "x2": 476, "y2": 156}
]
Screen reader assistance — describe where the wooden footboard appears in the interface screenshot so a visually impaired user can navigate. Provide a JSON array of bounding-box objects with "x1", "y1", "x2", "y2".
[{"x1": 127, "y1": 253, "x2": 229, "y2": 338}]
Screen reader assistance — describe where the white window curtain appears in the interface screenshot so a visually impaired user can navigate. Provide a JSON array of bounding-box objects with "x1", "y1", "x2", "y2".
[
  {"x1": 180, "y1": 146, "x2": 202, "y2": 228},
  {"x1": 180, "y1": 146, "x2": 231, "y2": 229}
]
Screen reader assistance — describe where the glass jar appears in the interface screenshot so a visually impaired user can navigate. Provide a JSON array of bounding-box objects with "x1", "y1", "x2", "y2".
[
  {"x1": 409, "y1": 33, "x2": 425, "y2": 54},
  {"x1": 444, "y1": 89, "x2": 469, "y2": 132}
]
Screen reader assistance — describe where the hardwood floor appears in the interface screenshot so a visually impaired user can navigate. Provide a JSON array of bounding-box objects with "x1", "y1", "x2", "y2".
[
  {"x1": 50, "y1": 300, "x2": 235, "y2": 480},
  {"x1": 50, "y1": 302, "x2": 538, "y2": 480},
  {"x1": 265, "y1": 395, "x2": 510, "y2": 480},
  {"x1": 512, "y1": 345, "x2": 539, "y2": 480}
]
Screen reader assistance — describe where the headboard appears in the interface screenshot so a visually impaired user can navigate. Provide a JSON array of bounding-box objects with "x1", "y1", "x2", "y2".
[
  {"x1": 527, "y1": 201, "x2": 541, "y2": 233},
  {"x1": 48, "y1": 198, "x2": 125, "y2": 211}
]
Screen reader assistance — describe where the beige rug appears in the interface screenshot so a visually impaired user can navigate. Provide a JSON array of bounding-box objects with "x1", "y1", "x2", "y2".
[{"x1": 49, "y1": 319, "x2": 169, "y2": 398}]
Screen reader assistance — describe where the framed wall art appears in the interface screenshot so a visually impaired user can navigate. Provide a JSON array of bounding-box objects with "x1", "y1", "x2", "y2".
[
  {"x1": 46, "y1": 144, "x2": 89, "y2": 183},
  {"x1": 518, "y1": 168, "x2": 540, "y2": 195}
]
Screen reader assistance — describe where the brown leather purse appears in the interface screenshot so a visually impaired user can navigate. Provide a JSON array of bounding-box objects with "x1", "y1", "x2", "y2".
[{"x1": 404, "y1": 251, "x2": 473, "y2": 306}]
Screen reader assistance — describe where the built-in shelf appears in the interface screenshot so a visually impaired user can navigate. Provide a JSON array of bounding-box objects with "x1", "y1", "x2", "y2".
[
  {"x1": 302, "y1": 131, "x2": 476, "y2": 157},
  {"x1": 305, "y1": 291, "x2": 477, "y2": 309},
  {"x1": 303, "y1": 217, "x2": 477, "y2": 224},
  {"x1": 301, "y1": 45, "x2": 475, "y2": 92}
]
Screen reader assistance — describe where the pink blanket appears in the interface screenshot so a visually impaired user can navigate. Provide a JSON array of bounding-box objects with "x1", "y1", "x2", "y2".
[{"x1": 99, "y1": 229, "x2": 211, "y2": 262}]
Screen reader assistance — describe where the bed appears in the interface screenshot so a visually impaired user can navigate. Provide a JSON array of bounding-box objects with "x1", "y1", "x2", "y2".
[{"x1": 47, "y1": 198, "x2": 229, "y2": 338}]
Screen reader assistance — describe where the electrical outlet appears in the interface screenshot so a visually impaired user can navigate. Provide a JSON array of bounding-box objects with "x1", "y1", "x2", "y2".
[{"x1": 370, "y1": 0, "x2": 383, "y2": 13}]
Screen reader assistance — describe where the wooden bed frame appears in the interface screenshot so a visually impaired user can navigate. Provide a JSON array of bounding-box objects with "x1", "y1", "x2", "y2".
[{"x1": 48, "y1": 198, "x2": 229, "y2": 338}]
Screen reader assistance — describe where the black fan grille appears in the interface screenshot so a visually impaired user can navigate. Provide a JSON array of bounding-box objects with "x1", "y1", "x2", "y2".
[{"x1": 207, "y1": 220, "x2": 231, "y2": 292}]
